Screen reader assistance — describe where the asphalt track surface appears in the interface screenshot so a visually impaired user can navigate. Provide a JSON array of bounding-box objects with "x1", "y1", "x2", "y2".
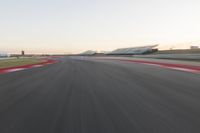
[{"x1": 0, "y1": 57, "x2": 200, "y2": 133}]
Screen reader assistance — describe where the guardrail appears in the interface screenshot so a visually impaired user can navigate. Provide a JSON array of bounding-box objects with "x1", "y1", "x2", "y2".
[{"x1": 0, "y1": 57, "x2": 16, "y2": 60}]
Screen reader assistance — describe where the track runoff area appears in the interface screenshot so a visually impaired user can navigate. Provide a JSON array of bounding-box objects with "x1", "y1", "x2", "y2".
[{"x1": 0, "y1": 56, "x2": 200, "y2": 133}]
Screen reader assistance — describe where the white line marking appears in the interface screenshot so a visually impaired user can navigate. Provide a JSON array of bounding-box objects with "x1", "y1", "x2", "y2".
[
  {"x1": 137, "y1": 62, "x2": 200, "y2": 74},
  {"x1": 167, "y1": 67, "x2": 200, "y2": 73},
  {"x1": 32, "y1": 65, "x2": 43, "y2": 67},
  {"x1": 6, "y1": 68, "x2": 26, "y2": 72}
]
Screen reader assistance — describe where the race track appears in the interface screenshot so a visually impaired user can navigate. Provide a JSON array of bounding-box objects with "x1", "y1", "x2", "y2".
[{"x1": 0, "y1": 57, "x2": 200, "y2": 133}]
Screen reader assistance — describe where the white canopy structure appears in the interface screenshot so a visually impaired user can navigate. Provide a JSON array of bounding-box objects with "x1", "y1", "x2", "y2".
[
  {"x1": 0, "y1": 51, "x2": 10, "y2": 58},
  {"x1": 79, "y1": 50, "x2": 97, "y2": 55}
]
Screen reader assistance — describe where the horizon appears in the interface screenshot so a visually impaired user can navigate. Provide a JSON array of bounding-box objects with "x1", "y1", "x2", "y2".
[
  {"x1": 1, "y1": 0, "x2": 200, "y2": 54},
  {"x1": 1, "y1": 42, "x2": 200, "y2": 55}
]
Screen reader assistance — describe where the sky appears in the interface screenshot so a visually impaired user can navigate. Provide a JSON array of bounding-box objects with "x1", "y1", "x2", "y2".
[{"x1": 0, "y1": 0, "x2": 200, "y2": 54}]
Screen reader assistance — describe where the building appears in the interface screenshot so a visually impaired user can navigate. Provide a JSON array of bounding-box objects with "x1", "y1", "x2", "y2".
[
  {"x1": 21, "y1": 50, "x2": 25, "y2": 56},
  {"x1": 107, "y1": 45, "x2": 158, "y2": 55},
  {"x1": 190, "y1": 46, "x2": 199, "y2": 49}
]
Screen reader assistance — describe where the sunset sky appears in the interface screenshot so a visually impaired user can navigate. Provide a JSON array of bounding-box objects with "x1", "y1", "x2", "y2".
[{"x1": 0, "y1": 0, "x2": 200, "y2": 54}]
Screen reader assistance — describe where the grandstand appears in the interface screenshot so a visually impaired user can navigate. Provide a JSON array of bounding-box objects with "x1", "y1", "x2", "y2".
[{"x1": 107, "y1": 45, "x2": 158, "y2": 55}]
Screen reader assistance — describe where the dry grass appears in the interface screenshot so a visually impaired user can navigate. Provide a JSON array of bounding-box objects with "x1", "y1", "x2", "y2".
[{"x1": 0, "y1": 58, "x2": 42, "y2": 69}]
